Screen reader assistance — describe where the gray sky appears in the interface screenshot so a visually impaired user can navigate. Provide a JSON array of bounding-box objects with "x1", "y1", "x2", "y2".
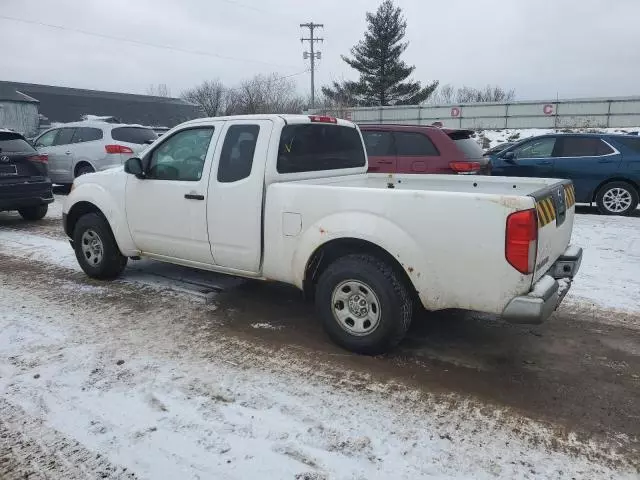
[{"x1": 2, "y1": 0, "x2": 639, "y2": 101}]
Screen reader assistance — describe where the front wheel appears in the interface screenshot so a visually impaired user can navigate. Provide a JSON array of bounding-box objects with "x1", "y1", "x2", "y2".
[
  {"x1": 315, "y1": 254, "x2": 413, "y2": 355},
  {"x1": 73, "y1": 213, "x2": 127, "y2": 279},
  {"x1": 18, "y1": 204, "x2": 48, "y2": 221},
  {"x1": 596, "y1": 181, "x2": 638, "y2": 216}
]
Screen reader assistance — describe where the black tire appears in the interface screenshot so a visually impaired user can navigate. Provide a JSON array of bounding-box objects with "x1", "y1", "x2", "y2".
[
  {"x1": 73, "y1": 213, "x2": 127, "y2": 279},
  {"x1": 595, "y1": 181, "x2": 639, "y2": 216},
  {"x1": 75, "y1": 164, "x2": 94, "y2": 177},
  {"x1": 315, "y1": 254, "x2": 413, "y2": 355},
  {"x1": 18, "y1": 204, "x2": 48, "y2": 221}
]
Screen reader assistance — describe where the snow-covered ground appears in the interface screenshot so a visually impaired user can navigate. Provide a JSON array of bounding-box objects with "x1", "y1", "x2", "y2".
[
  {"x1": 568, "y1": 214, "x2": 640, "y2": 314},
  {"x1": 477, "y1": 127, "x2": 640, "y2": 149},
  {"x1": 0, "y1": 202, "x2": 639, "y2": 479}
]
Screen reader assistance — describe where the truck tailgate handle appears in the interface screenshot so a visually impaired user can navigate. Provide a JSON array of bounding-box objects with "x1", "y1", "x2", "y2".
[{"x1": 184, "y1": 193, "x2": 205, "y2": 200}]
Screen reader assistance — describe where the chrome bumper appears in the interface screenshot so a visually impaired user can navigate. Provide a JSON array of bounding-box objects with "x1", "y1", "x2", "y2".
[{"x1": 502, "y1": 246, "x2": 583, "y2": 324}]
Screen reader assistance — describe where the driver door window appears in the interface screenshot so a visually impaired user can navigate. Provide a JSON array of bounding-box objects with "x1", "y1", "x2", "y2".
[
  {"x1": 147, "y1": 127, "x2": 215, "y2": 181},
  {"x1": 514, "y1": 137, "x2": 556, "y2": 159}
]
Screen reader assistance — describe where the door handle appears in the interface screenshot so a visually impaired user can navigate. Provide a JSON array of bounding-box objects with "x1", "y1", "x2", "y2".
[
  {"x1": 184, "y1": 194, "x2": 205, "y2": 200},
  {"x1": 536, "y1": 160, "x2": 552, "y2": 165},
  {"x1": 597, "y1": 159, "x2": 614, "y2": 164},
  {"x1": 378, "y1": 161, "x2": 393, "y2": 165},
  {"x1": 65, "y1": 151, "x2": 72, "y2": 155}
]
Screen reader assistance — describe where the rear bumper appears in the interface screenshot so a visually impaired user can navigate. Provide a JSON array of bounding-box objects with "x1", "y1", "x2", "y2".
[
  {"x1": 502, "y1": 245, "x2": 583, "y2": 324},
  {"x1": 0, "y1": 181, "x2": 54, "y2": 211}
]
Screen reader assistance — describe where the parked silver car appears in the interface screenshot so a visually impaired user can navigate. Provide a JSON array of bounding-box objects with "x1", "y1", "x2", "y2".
[{"x1": 33, "y1": 121, "x2": 157, "y2": 185}]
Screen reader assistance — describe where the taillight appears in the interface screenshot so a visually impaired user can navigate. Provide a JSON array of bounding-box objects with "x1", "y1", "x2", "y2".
[
  {"x1": 505, "y1": 209, "x2": 538, "y2": 274},
  {"x1": 28, "y1": 154, "x2": 48, "y2": 163},
  {"x1": 105, "y1": 144, "x2": 134, "y2": 154},
  {"x1": 309, "y1": 115, "x2": 338, "y2": 124},
  {"x1": 449, "y1": 161, "x2": 481, "y2": 173}
]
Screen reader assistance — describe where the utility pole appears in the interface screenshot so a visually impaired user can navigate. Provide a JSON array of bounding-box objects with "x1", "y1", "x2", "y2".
[{"x1": 300, "y1": 22, "x2": 323, "y2": 109}]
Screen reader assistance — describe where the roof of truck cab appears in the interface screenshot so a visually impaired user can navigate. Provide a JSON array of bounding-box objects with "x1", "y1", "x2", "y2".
[{"x1": 180, "y1": 114, "x2": 356, "y2": 127}]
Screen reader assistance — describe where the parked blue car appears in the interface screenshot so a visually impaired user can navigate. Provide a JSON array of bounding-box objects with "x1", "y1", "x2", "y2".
[{"x1": 489, "y1": 133, "x2": 640, "y2": 215}]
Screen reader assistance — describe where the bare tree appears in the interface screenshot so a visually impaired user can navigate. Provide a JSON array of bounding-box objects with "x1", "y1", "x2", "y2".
[
  {"x1": 455, "y1": 85, "x2": 515, "y2": 103},
  {"x1": 181, "y1": 80, "x2": 227, "y2": 117},
  {"x1": 226, "y1": 74, "x2": 305, "y2": 115},
  {"x1": 146, "y1": 83, "x2": 171, "y2": 97},
  {"x1": 429, "y1": 84, "x2": 515, "y2": 104}
]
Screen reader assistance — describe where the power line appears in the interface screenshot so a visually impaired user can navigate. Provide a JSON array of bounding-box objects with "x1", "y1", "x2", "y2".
[
  {"x1": 0, "y1": 14, "x2": 300, "y2": 70},
  {"x1": 300, "y1": 22, "x2": 324, "y2": 109}
]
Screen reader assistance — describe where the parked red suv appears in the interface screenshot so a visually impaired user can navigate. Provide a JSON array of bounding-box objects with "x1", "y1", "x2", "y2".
[{"x1": 360, "y1": 124, "x2": 490, "y2": 175}]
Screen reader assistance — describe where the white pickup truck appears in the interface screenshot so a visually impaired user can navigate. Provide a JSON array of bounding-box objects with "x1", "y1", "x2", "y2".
[{"x1": 63, "y1": 114, "x2": 582, "y2": 354}]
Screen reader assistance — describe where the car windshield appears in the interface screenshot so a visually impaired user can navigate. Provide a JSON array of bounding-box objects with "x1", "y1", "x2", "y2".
[{"x1": 0, "y1": 132, "x2": 35, "y2": 153}]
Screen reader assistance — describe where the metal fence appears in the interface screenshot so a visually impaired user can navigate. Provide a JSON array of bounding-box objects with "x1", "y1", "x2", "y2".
[{"x1": 312, "y1": 96, "x2": 640, "y2": 130}]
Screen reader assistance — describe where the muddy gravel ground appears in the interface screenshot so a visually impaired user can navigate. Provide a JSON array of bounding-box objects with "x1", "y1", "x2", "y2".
[{"x1": 0, "y1": 206, "x2": 639, "y2": 478}]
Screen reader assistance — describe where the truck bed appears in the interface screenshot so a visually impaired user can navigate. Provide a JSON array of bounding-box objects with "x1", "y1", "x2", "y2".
[
  {"x1": 294, "y1": 173, "x2": 565, "y2": 197},
  {"x1": 265, "y1": 172, "x2": 575, "y2": 314}
]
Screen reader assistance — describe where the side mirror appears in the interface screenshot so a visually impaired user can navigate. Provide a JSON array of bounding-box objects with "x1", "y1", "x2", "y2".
[
  {"x1": 124, "y1": 157, "x2": 145, "y2": 178},
  {"x1": 503, "y1": 151, "x2": 516, "y2": 163}
]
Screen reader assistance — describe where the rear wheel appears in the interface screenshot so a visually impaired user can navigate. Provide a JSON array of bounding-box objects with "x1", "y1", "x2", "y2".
[
  {"x1": 596, "y1": 181, "x2": 638, "y2": 216},
  {"x1": 18, "y1": 204, "x2": 48, "y2": 221},
  {"x1": 315, "y1": 254, "x2": 413, "y2": 355},
  {"x1": 73, "y1": 213, "x2": 127, "y2": 279},
  {"x1": 75, "y1": 164, "x2": 95, "y2": 177}
]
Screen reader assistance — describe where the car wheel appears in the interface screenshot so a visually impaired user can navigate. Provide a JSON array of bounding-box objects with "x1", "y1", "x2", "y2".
[
  {"x1": 315, "y1": 254, "x2": 413, "y2": 355},
  {"x1": 596, "y1": 181, "x2": 639, "y2": 216},
  {"x1": 73, "y1": 213, "x2": 127, "y2": 279},
  {"x1": 75, "y1": 164, "x2": 95, "y2": 177},
  {"x1": 18, "y1": 204, "x2": 48, "y2": 221}
]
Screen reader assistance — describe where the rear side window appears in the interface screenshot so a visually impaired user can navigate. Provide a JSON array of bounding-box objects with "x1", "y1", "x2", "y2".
[
  {"x1": 53, "y1": 128, "x2": 76, "y2": 146},
  {"x1": 278, "y1": 124, "x2": 366, "y2": 173},
  {"x1": 394, "y1": 132, "x2": 439, "y2": 156},
  {"x1": 218, "y1": 125, "x2": 260, "y2": 183},
  {"x1": 0, "y1": 132, "x2": 35, "y2": 152},
  {"x1": 453, "y1": 138, "x2": 484, "y2": 159},
  {"x1": 73, "y1": 127, "x2": 103, "y2": 143},
  {"x1": 362, "y1": 131, "x2": 395, "y2": 156},
  {"x1": 557, "y1": 137, "x2": 613, "y2": 157},
  {"x1": 614, "y1": 136, "x2": 640, "y2": 153},
  {"x1": 111, "y1": 127, "x2": 157, "y2": 144}
]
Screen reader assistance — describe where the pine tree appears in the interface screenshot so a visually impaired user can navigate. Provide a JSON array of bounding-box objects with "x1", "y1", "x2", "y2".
[{"x1": 322, "y1": 0, "x2": 438, "y2": 106}]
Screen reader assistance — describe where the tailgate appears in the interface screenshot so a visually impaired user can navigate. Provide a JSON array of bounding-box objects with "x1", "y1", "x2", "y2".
[{"x1": 532, "y1": 181, "x2": 576, "y2": 282}]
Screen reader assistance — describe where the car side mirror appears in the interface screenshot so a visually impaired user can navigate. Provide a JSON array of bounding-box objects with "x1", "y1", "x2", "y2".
[
  {"x1": 503, "y1": 151, "x2": 516, "y2": 163},
  {"x1": 124, "y1": 157, "x2": 145, "y2": 178}
]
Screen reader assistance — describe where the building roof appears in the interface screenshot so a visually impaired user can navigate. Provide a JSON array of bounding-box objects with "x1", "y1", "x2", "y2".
[
  {"x1": 0, "y1": 85, "x2": 39, "y2": 103},
  {"x1": 0, "y1": 81, "x2": 202, "y2": 127}
]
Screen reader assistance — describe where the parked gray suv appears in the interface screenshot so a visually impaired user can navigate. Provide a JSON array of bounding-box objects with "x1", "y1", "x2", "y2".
[{"x1": 34, "y1": 121, "x2": 157, "y2": 186}]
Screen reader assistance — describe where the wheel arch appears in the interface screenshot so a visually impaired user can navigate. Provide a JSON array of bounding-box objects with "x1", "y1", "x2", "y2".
[
  {"x1": 74, "y1": 161, "x2": 96, "y2": 177},
  {"x1": 64, "y1": 183, "x2": 137, "y2": 256},
  {"x1": 65, "y1": 201, "x2": 105, "y2": 238},
  {"x1": 592, "y1": 177, "x2": 639, "y2": 202},
  {"x1": 302, "y1": 237, "x2": 418, "y2": 304}
]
